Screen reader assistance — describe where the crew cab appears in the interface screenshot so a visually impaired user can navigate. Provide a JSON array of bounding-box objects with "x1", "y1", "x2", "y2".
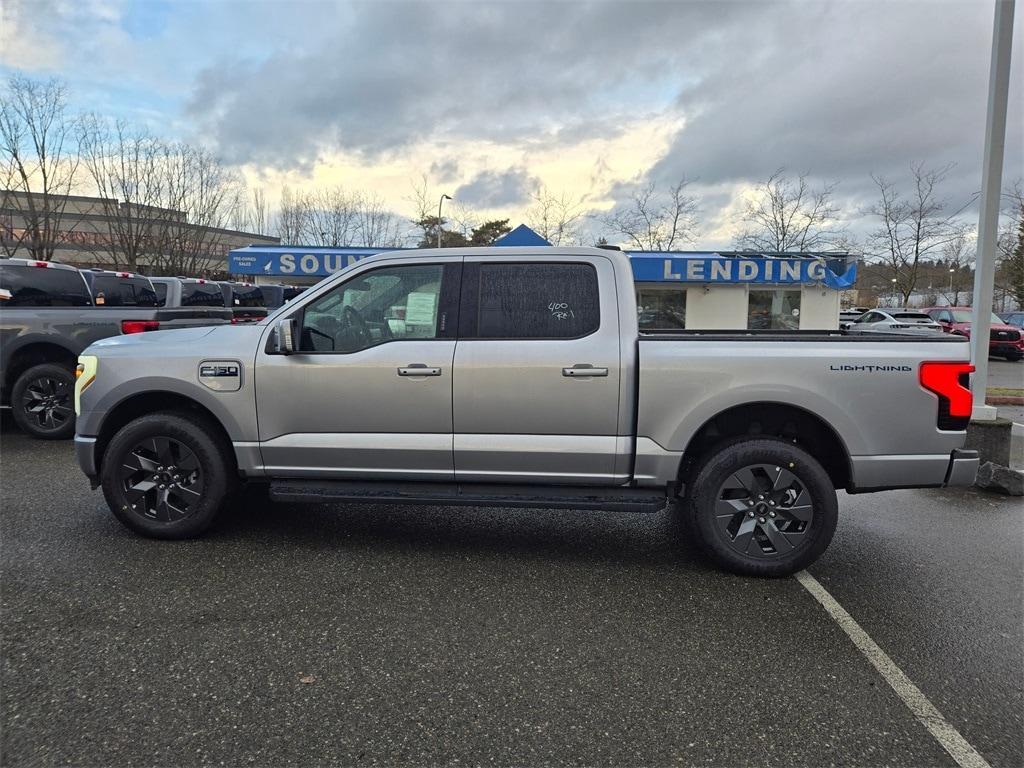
[
  {"x1": 923, "y1": 306, "x2": 1023, "y2": 361},
  {"x1": 0, "y1": 260, "x2": 231, "y2": 439},
  {"x1": 74, "y1": 247, "x2": 980, "y2": 576}
]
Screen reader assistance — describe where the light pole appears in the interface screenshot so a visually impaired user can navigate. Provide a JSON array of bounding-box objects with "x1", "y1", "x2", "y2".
[
  {"x1": 970, "y1": 0, "x2": 1015, "y2": 420},
  {"x1": 890, "y1": 277, "x2": 897, "y2": 307},
  {"x1": 948, "y1": 267, "x2": 955, "y2": 297},
  {"x1": 437, "y1": 194, "x2": 452, "y2": 249}
]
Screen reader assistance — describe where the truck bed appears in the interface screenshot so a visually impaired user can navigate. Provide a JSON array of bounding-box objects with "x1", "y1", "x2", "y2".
[{"x1": 635, "y1": 332, "x2": 972, "y2": 492}]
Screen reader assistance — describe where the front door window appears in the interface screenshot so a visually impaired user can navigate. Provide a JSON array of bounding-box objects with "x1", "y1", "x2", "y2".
[{"x1": 300, "y1": 264, "x2": 445, "y2": 352}]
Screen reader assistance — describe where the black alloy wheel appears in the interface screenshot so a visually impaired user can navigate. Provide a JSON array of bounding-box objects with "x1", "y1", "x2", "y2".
[
  {"x1": 714, "y1": 464, "x2": 813, "y2": 559},
  {"x1": 119, "y1": 436, "x2": 205, "y2": 522},
  {"x1": 11, "y1": 363, "x2": 77, "y2": 439}
]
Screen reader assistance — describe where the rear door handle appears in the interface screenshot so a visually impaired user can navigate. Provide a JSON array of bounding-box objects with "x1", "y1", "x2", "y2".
[
  {"x1": 562, "y1": 364, "x2": 609, "y2": 377},
  {"x1": 398, "y1": 364, "x2": 442, "y2": 377}
]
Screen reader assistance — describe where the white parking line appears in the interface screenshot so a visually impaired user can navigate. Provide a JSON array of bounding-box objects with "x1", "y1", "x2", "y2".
[{"x1": 795, "y1": 570, "x2": 992, "y2": 768}]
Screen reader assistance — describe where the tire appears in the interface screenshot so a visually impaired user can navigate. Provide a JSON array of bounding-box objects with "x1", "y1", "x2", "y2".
[
  {"x1": 10, "y1": 363, "x2": 76, "y2": 440},
  {"x1": 682, "y1": 437, "x2": 838, "y2": 577},
  {"x1": 100, "y1": 412, "x2": 233, "y2": 539},
  {"x1": 1004, "y1": 353, "x2": 1022, "y2": 362}
]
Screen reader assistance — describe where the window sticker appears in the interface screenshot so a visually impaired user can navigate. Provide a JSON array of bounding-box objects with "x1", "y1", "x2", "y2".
[{"x1": 404, "y1": 291, "x2": 437, "y2": 326}]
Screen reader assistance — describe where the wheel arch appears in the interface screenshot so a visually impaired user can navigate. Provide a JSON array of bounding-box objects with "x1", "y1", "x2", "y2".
[
  {"x1": 93, "y1": 391, "x2": 237, "y2": 480},
  {"x1": 3, "y1": 341, "x2": 78, "y2": 399},
  {"x1": 677, "y1": 401, "x2": 852, "y2": 491}
]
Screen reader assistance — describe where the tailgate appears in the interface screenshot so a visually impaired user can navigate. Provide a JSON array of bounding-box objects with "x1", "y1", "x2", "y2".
[{"x1": 155, "y1": 308, "x2": 233, "y2": 327}]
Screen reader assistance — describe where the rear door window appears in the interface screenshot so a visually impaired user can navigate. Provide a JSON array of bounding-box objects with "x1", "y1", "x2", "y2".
[
  {"x1": 0, "y1": 264, "x2": 92, "y2": 306},
  {"x1": 473, "y1": 263, "x2": 599, "y2": 339},
  {"x1": 89, "y1": 275, "x2": 158, "y2": 307},
  {"x1": 181, "y1": 282, "x2": 227, "y2": 307}
]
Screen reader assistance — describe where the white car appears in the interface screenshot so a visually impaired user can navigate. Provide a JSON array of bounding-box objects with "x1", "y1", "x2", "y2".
[{"x1": 843, "y1": 309, "x2": 945, "y2": 335}]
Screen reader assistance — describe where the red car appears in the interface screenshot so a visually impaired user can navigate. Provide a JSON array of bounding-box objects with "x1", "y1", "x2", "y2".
[{"x1": 923, "y1": 306, "x2": 1024, "y2": 361}]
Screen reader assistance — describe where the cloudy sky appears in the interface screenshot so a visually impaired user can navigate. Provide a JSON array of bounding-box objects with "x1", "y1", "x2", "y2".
[{"x1": 1, "y1": 0, "x2": 1021, "y2": 247}]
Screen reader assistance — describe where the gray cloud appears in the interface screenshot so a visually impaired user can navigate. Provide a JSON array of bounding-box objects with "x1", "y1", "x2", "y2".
[
  {"x1": 455, "y1": 167, "x2": 534, "y2": 208},
  {"x1": 182, "y1": 0, "x2": 1022, "y2": 243},
  {"x1": 430, "y1": 157, "x2": 460, "y2": 184}
]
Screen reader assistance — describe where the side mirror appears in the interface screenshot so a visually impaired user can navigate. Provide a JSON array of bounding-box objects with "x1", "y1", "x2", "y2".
[
  {"x1": 839, "y1": 321, "x2": 852, "y2": 330},
  {"x1": 273, "y1": 318, "x2": 296, "y2": 355}
]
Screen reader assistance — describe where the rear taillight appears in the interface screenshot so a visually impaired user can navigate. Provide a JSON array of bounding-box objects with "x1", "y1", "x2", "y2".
[
  {"x1": 121, "y1": 320, "x2": 160, "y2": 334},
  {"x1": 920, "y1": 361, "x2": 974, "y2": 430}
]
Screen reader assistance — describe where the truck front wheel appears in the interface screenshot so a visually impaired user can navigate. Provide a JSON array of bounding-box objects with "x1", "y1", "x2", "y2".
[
  {"x1": 11, "y1": 363, "x2": 76, "y2": 440},
  {"x1": 100, "y1": 413, "x2": 233, "y2": 539},
  {"x1": 683, "y1": 438, "x2": 838, "y2": 577}
]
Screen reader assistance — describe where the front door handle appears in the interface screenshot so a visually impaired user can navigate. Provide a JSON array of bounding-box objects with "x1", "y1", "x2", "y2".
[
  {"x1": 562, "y1": 364, "x2": 609, "y2": 378},
  {"x1": 398, "y1": 364, "x2": 442, "y2": 377}
]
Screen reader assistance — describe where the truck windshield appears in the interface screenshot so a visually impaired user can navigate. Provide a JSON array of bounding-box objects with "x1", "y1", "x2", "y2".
[
  {"x1": 950, "y1": 310, "x2": 1003, "y2": 323},
  {"x1": 0, "y1": 264, "x2": 92, "y2": 306},
  {"x1": 181, "y1": 282, "x2": 227, "y2": 307},
  {"x1": 89, "y1": 275, "x2": 158, "y2": 307}
]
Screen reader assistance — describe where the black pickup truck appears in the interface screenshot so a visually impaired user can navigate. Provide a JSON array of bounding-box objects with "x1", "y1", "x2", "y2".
[{"x1": 0, "y1": 260, "x2": 230, "y2": 439}]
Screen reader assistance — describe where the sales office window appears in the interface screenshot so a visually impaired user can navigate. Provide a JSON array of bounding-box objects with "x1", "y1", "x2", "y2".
[
  {"x1": 748, "y1": 289, "x2": 801, "y2": 330},
  {"x1": 636, "y1": 284, "x2": 686, "y2": 330}
]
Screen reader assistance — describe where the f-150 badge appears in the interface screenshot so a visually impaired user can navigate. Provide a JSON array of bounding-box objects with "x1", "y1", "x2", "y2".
[{"x1": 199, "y1": 361, "x2": 242, "y2": 391}]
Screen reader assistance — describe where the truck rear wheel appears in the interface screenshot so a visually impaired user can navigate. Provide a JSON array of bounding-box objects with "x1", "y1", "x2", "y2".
[
  {"x1": 100, "y1": 413, "x2": 232, "y2": 539},
  {"x1": 11, "y1": 363, "x2": 76, "y2": 440},
  {"x1": 683, "y1": 438, "x2": 838, "y2": 577}
]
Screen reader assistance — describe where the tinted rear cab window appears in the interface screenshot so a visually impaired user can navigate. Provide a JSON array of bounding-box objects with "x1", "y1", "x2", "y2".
[
  {"x1": 226, "y1": 284, "x2": 265, "y2": 307},
  {"x1": 0, "y1": 264, "x2": 92, "y2": 307},
  {"x1": 475, "y1": 263, "x2": 599, "y2": 338},
  {"x1": 181, "y1": 282, "x2": 227, "y2": 307},
  {"x1": 88, "y1": 275, "x2": 157, "y2": 306}
]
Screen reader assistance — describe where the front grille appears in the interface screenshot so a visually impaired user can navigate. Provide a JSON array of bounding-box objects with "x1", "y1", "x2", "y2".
[{"x1": 991, "y1": 328, "x2": 1021, "y2": 342}]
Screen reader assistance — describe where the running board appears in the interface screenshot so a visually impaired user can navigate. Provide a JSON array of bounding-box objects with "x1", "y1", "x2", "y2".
[{"x1": 269, "y1": 480, "x2": 668, "y2": 514}]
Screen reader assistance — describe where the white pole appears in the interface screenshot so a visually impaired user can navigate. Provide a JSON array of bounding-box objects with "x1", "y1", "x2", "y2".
[{"x1": 970, "y1": 0, "x2": 1015, "y2": 421}]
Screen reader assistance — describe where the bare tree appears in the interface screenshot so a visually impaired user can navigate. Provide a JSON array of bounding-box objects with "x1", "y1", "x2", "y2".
[
  {"x1": 356, "y1": 192, "x2": 406, "y2": 248},
  {"x1": 303, "y1": 186, "x2": 360, "y2": 246},
  {"x1": 525, "y1": 184, "x2": 584, "y2": 246},
  {"x1": 0, "y1": 75, "x2": 82, "y2": 259},
  {"x1": 866, "y1": 163, "x2": 967, "y2": 305},
  {"x1": 734, "y1": 170, "x2": 842, "y2": 253},
  {"x1": 250, "y1": 187, "x2": 268, "y2": 236},
  {"x1": 152, "y1": 143, "x2": 244, "y2": 276},
  {"x1": 79, "y1": 115, "x2": 165, "y2": 270},
  {"x1": 599, "y1": 178, "x2": 699, "y2": 250},
  {"x1": 996, "y1": 180, "x2": 1023, "y2": 311},
  {"x1": 275, "y1": 186, "x2": 307, "y2": 245},
  {"x1": 939, "y1": 230, "x2": 976, "y2": 307}
]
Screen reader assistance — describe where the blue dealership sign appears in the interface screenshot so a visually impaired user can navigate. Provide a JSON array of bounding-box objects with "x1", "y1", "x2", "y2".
[
  {"x1": 230, "y1": 244, "x2": 857, "y2": 289},
  {"x1": 629, "y1": 253, "x2": 856, "y2": 289},
  {"x1": 228, "y1": 245, "x2": 406, "y2": 278}
]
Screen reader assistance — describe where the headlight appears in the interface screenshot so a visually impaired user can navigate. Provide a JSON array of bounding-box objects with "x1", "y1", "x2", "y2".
[{"x1": 74, "y1": 355, "x2": 98, "y2": 416}]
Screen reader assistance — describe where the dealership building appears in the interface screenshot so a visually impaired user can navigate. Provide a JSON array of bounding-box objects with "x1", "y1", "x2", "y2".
[{"x1": 229, "y1": 229, "x2": 855, "y2": 331}]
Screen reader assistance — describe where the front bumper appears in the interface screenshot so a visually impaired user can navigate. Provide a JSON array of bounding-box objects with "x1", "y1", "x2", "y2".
[
  {"x1": 75, "y1": 435, "x2": 99, "y2": 485},
  {"x1": 945, "y1": 448, "x2": 980, "y2": 487}
]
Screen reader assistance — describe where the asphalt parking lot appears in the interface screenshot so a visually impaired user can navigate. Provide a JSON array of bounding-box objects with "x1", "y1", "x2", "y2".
[{"x1": 1, "y1": 428, "x2": 1022, "y2": 767}]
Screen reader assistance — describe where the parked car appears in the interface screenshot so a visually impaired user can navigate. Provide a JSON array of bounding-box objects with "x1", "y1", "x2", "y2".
[
  {"x1": 219, "y1": 281, "x2": 269, "y2": 323},
  {"x1": 74, "y1": 247, "x2": 979, "y2": 577},
  {"x1": 922, "y1": 306, "x2": 1024, "y2": 361},
  {"x1": 0, "y1": 260, "x2": 232, "y2": 439},
  {"x1": 839, "y1": 306, "x2": 871, "y2": 323},
  {"x1": 842, "y1": 309, "x2": 944, "y2": 335},
  {"x1": 150, "y1": 277, "x2": 233, "y2": 323},
  {"x1": 999, "y1": 310, "x2": 1024, "y2": 330}
]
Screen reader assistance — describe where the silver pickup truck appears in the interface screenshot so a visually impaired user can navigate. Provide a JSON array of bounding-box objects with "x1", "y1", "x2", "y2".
[{"x1": 73, "y1": 247, "x2": 979, "y2": 576}]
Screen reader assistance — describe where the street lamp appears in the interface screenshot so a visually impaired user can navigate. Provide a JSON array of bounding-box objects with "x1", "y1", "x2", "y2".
[
  {"x1": 890, "y1": 277, "x2": 897, "y2": 306},
  {"x1": 948, "y1": 267, "x2": 955, "y2": 294},
  {"x1": 437, "y1": 194, "x2": 452, "y2": 249}
]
